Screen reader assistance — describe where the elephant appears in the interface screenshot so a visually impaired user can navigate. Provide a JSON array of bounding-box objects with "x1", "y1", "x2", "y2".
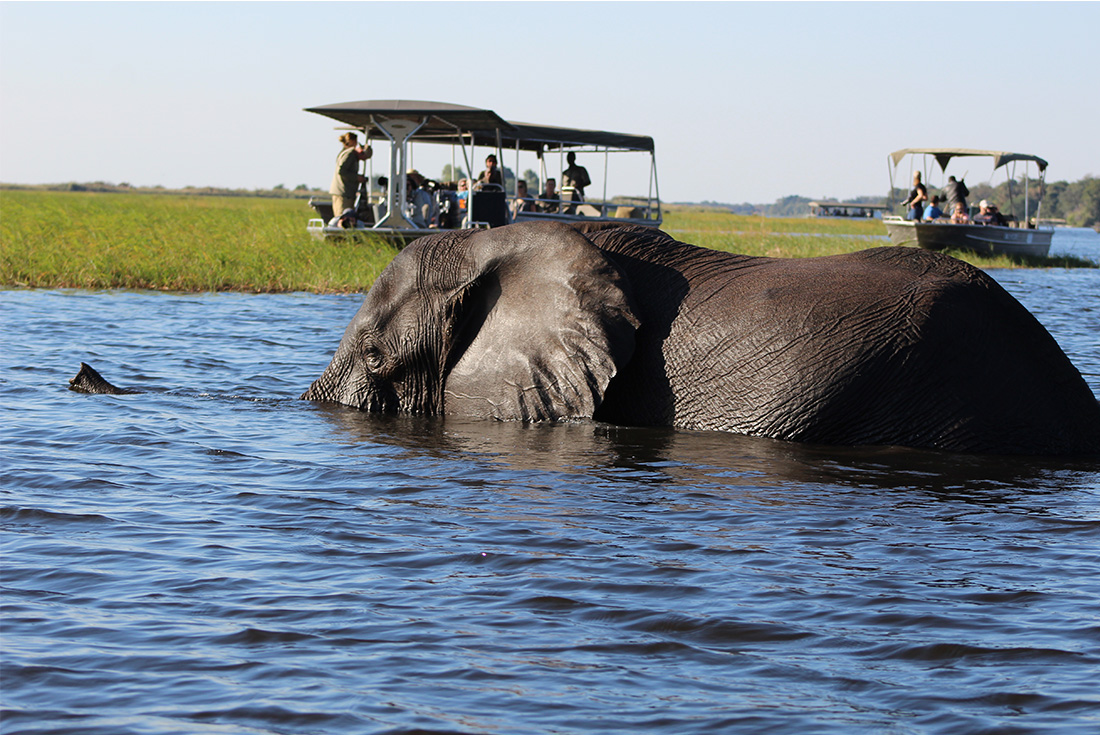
[{"x1": 300, "y1": 221, "x2": 1100, "y2": 456}]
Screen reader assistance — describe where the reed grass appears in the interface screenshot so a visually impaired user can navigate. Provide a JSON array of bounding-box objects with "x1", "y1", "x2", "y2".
[
  {"x1": 662, "y1": 205, "x2": 883, "y2": 258},
  {"x1": 1, "y1": 190, "x2": 398, "y2": 292},
  {"x1": 1, "y1": 192, "x2": 1091, "y2": 294}
]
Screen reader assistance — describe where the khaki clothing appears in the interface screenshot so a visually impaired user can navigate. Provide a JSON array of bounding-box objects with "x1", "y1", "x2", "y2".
[
  {"x1": 330, "y1": 146, "x2": 360, "y2": 197},
  {"x1": 332, "y1": 195, "x2": 356, "y2": 217}
]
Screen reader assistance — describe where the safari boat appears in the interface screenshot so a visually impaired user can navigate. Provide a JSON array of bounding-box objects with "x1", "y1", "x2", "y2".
[
  {"x1": 883, "y1": 148, "x2": 1054, "y2": 258},
  {"x1": 808, "y1": 200, "x2": 888, "y2": 219},
  {"x1": 304, "y1": 100, "x2": 661, "y2": 242}
]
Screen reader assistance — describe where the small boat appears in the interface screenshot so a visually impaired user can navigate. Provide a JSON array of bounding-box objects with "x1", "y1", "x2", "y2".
[
  {"x1": 304, "y1": 100, "x2": 661, "y2": 242},
  {"x1": 807, "y1": 200, "x2": 888, "y2": 219},
  {"x1": 883, "y1": 148, "x2": 1054, "y2": 258}
]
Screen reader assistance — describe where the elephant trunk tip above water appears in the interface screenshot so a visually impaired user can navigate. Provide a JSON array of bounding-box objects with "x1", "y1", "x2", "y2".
[{"x1": 300, "y1": 220, "x2": 1100, "y2": 457}]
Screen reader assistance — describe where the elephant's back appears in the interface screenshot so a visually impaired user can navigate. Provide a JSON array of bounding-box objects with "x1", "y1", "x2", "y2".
[{"x1": 588, "y1": 229, "x2": 1100, "y2": 454}]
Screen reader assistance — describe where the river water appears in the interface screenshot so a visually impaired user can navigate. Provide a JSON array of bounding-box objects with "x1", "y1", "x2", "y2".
[{"x1": 3, "y1": 230, "x2": 1099, "y2": 734}]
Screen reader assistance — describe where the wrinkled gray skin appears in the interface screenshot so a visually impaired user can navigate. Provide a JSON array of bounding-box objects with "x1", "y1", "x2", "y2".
[{"x1": 302, "y1": 221, "x2": 1100, "y2": 456}]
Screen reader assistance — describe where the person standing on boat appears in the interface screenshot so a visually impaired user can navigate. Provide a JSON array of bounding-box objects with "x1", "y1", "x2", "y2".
[
  {"x1": 903, "y1": 171, "x2": 927, "y2": 221},
  {"x1": 562, "y1": 151, "x2": 591, "y2": 202},
  {"x1": 941, "y1": 175, "x2": 969, "y2": 214},
  {"x1": 330, "y1": 132, "x2": 371, "y2": 219}
]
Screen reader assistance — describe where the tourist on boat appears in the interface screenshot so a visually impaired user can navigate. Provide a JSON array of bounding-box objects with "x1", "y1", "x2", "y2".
[
  {"x1": 406, "y1": 170, "x2": 435, "y2": 228},
  {"x1": 330, "y1": 132, "x2": 371, "y2": 220},
  {"x1": 903, "y1": 171, "x2": 927, "y2": 221},
  {"x1": 456, "y1": 178, "x2": 469, "y2": 212},
  {"x1": 373, "y1": 176, "x2": 389, "y2": 221},
  {"x1": 972, "y1": 200, "x2": 1007, "y2": 226},
  {"x1": 511, "y1": 179, "x2": 537, "y2": 219},
  {"x1": 475, "y1": 155, "x2": 504, "y2": 189},
  {"x1": 334, "y1": 208, "x2": 358, "y2": 229},
  {"x1": 562, "y1": 152, "x2": 591, "y2": 202},
  {"x1": 950, "y1": 201, "x2": 970, "y2": 224},
  {"x1": 538, "y1": 178, "x2": 560, "y2": 213},
  {"x1": 941, "y1": 175, "x2": 969, "y2": 212},
  {"x1": 922, "y1": 195, "x2": 944, "y2": 221}
]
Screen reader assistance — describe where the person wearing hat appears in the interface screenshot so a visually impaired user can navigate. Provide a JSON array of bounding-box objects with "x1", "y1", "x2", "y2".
[
  {"x1": 972, "y1": 200, "x2": 1007, "y2": 226},
  {"x1": 330, "y1": 132, "x2": 371, "y2": 219}
]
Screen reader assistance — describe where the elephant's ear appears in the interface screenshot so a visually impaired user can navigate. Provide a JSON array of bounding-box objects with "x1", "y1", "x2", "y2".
[{"x1": 443, "y1": 222, "x2": 638, "y2": 421}]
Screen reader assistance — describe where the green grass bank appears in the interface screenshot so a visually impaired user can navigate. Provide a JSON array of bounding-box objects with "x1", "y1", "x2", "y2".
[{"x1": 1, "y1": 191, "x2": 1091, "y2": 293}]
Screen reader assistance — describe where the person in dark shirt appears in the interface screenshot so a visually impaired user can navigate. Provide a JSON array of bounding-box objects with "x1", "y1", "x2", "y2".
[
  {"x1": 941, "y1": 175, "x2": 969, "y2": 212},
  {"x1": 538, "y1": 178, "x2": 559, "y2": 213},
  {"x1": 972, "y1": 200, "x2": 1007, "y2": 226},
  {"x1": 476, "y1": 154, "x2": 503, "y2": 189},
  {"x1": 904, "y1": 171, "x2": 927, "y2": 221},
  {"x1": 562, "y1": 151, "x2": 591, "y2": 201}
]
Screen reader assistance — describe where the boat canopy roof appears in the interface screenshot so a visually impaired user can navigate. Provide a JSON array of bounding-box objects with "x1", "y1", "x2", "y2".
[
  {"x1": 305, "y1": 99, "x2": 656, "y2": 152},
  {"x1": 889, "y1": 148, "x2": 1048, "y2": 172}
]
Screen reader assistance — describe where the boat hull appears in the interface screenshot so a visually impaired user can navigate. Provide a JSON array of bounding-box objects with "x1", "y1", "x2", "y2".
[{"x1": 883, "y1": 218, "x2": 1053, "y2": 258}]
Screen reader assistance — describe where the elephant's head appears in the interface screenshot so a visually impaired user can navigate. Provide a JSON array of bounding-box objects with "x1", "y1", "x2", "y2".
[{"x1": 301, "y1": 222, "x2": 639, "y2": 421}]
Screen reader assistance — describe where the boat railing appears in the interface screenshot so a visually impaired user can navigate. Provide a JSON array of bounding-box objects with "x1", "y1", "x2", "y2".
[{"x1": 509, "y1": 195, "x2": 661, "y2": 223}]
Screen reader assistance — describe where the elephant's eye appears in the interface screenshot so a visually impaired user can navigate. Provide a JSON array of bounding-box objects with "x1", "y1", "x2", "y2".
[{"x1": 363, "y1": 346, "x2": 385, "y2": 372}]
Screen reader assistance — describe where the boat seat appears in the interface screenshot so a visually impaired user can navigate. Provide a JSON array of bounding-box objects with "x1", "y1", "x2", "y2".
[
  {"x1": 470, "y1": 190, "x2": 509, "y2": 228},
  {"x1": 309, "y1": 198, "x2": 334, "y2": 222}
]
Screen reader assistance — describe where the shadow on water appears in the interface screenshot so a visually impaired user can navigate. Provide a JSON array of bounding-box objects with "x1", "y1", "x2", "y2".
[{"x1": 307, "y1": 403, "x2": 1100, "y2": 503}]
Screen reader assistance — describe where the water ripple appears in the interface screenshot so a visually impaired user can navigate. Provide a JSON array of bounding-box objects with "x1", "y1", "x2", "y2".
[{"x1": 3, "y1": 280, "x2": 1100, "y2": 734}]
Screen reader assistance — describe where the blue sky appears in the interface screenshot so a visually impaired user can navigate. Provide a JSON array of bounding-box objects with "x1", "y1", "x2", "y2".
[{"x1": 2, "y1": 1, "x2": 1097, "y2": 203}]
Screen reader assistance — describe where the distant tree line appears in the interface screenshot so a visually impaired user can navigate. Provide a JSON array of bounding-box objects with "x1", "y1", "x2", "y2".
[
  {"x1": 686, "y1": 195, "x2": 884, "y2": 218},
  {"x1": 689, "y1": 174, "x2": 1098, "y2": 227}
]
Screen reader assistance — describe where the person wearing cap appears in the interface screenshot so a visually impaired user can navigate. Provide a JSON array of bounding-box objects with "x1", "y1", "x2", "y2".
[
  {"x1": 972, "y1": 200, "x2": 1007, "y2": 226},
  {"x1": 329, "y1": 132, "x2": 371, "y2": 219}
]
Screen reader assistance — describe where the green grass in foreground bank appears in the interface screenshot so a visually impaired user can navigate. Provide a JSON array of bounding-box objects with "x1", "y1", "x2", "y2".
[
  {"x1": 1, "y1": 190, "x2": 398, "y2": 292},
  {"x1": 1, "y1": 192, "x2": 1093, "y2": 294}
]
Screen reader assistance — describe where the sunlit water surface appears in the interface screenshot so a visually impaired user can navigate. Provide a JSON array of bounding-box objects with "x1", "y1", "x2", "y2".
[{"x1": 3, "y1": 231, "x2": 1099, "y2": 734}]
